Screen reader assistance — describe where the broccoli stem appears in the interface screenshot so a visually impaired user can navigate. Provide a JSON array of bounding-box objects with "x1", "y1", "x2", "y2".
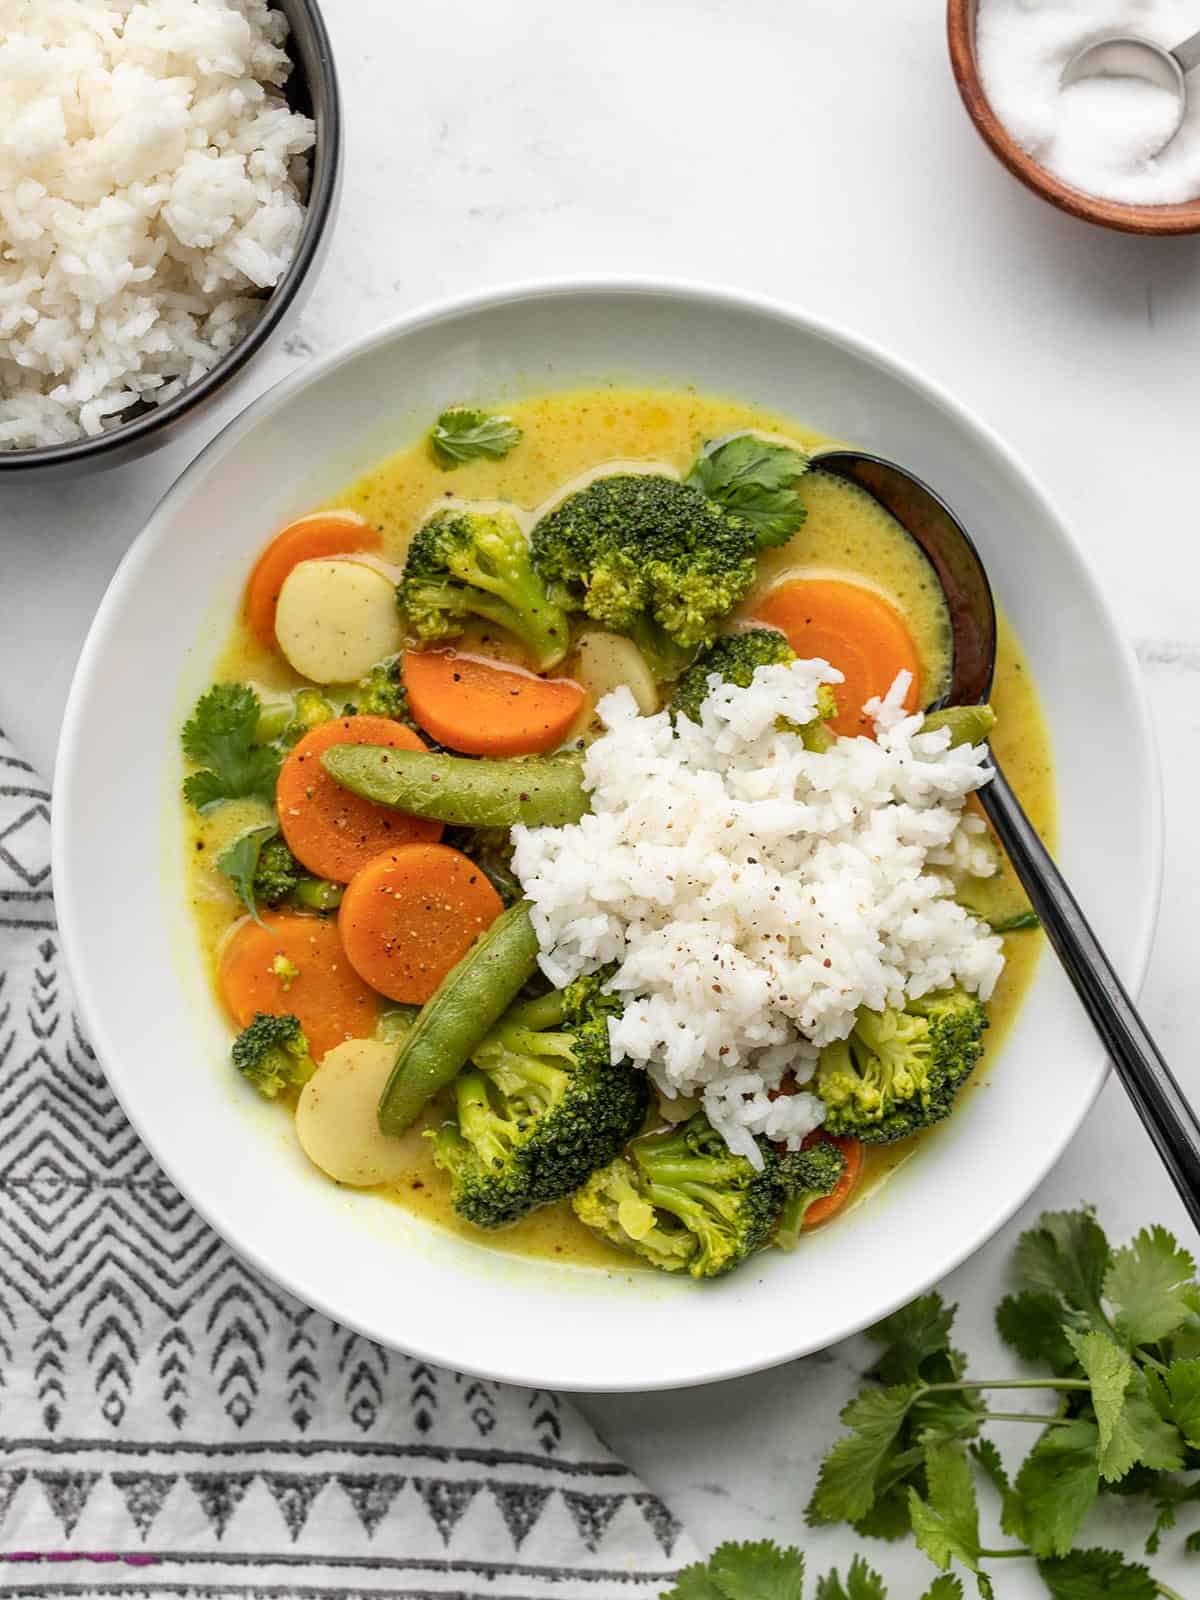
[
  {"x1": 292, "y1": 877, "x2": 343, "y2": 912},
  {"x1": 503, "y1": 990, "x2": 566, "y2": 1031},
  {"x1": 455, "y1": 1072, "x2": 514, "y2": 1168},
  {"x1": 625, "y1": 616, "x2": 696, "y2": 681}
]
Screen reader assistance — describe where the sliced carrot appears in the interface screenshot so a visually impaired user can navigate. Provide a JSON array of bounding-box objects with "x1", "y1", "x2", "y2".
[
  {"x1": 753, "y1": 578, "x2": 921, "y2": 738},
  {"x1": 218, "y1": 912, "x2": 379, "y2": 1060},
  {"x1": 802, "y1": 1134, "x2": 864, "y2": 1229},
  {"x1": 277, "y1": 715, "x2": 442, "y2": 883},
  {"x1": 402, "y1": 649, "x2": 586, "y2": 757},
  {"x1": 245, "y1": 512, "x2": 381, "y2": 649},
  {"x1": 338, "y1": 842, "x2": 505, "y2": 1003}
]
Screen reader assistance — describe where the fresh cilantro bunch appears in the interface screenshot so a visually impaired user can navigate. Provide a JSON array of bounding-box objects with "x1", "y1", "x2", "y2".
[
  {"x1": 181, "y1": 683, "x2": 281, "y2": 810},
  {"x1": 803, "y1": 1208, "x2": 1199, "y2": 1597},
  {"x1": 660, "y1": 1211, "x2": 1199, "y2": 1600},
  {"x1": 686, "y1": 434, "x2": 810, "y2": 548}
]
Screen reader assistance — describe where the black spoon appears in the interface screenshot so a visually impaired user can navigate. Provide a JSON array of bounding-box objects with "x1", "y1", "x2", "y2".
[{"x1": 816, "y1": 449, "x2": 1200, "y2": 1229}]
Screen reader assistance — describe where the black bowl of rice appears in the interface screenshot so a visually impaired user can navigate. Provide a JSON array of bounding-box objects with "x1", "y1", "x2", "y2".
[{"x1": 0, "y1": 0, "x2": 340, "y2": 477}]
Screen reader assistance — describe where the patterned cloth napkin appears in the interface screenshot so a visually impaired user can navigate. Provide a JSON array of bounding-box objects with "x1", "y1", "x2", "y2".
[{"x1": 0, "y1": 730, "x2": 691, "y2": 1598}]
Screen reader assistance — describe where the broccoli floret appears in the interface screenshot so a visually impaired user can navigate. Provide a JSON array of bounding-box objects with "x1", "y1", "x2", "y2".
[
  {"x1": 572, "y1": 1114, "x2": 791, "y2": 1279},
  {"x1": 441, "y1": 825, "x2": 522, "y2": 906},
  {"x1": 346, "y1": 656, "x2": 407, "y2": 720},
  {"x1": 430, "y1": 983, "x2": 648, "y2": 1228},
  {"x1": 815, "y1": 988, "x2": 988, "y2": 1144},
  {"x1": 774, "y1": 1141, "x2": 848, "y2": 1250},
  {"x1": 570, "y1": 1154, "x2": 698, "y2": 1273},
  {"x1": 231, "y1": 1012, "x2": 315, "y2": 1098},
  {"x1": 397, "y1": 509, "x2": 570, "y2": 671},
  {"x1": 257, "y1": 688, "x2": 336, "y2": 748},
  {"x1": 530, "y1": 475, "x2": 759, "y2": 679},
  {"x1": 670, "y1": 628, "x2": 795, "y2": 721},
  {"x1": 253, "y1": 835, "x2": 302, "y2": 905},
  {"x1": 669, "y1": 629, "x2": 837, "y2": 746}
]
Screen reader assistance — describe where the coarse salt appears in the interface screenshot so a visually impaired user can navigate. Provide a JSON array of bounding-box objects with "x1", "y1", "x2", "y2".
[{"x1": 977, "y1": 0, "x2": 1200, "y2": 204}]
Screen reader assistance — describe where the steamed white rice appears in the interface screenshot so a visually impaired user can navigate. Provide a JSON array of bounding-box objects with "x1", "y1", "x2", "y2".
[
  {"x1": 0, "y1": 0, "x2": 315, "y2": 447},
  {"x1": 511, "y1": 661, "x2": 1004, "y2": 1164}
]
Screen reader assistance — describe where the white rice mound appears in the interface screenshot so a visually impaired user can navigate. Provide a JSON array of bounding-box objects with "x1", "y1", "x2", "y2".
[
  {"x1": 511, "y1": 661, "x2": 1005, "y2": 1165},
  {"x1": 0, "y1": 0, "x2": 316, "y2": 448}
]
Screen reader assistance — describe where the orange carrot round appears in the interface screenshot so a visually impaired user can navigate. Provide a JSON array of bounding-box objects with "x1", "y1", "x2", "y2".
[
  {"x1": 802, "y1": 1135, "x2": 864, "y2": 1229},
  {"x1": 402, "y1": 649, "x2": 586, "y2": 756},
  {"x1": 218, "y1": 912, "x2": 379, "y2": 1060},
  {"x1": 753, "y1": 578, "x2": 921, "y2": 738},
  {"x1": 338, "y1": 842, "x2": 505, "y2": 1003},
  {"x1": 277, "y1": 715, "x2": 442, "y2": 883},
  {"x1": 245, "y1": 513, "x2": 381, "y2": 649}
]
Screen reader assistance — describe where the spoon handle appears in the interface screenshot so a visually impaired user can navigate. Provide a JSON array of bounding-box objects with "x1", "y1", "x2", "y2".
[
  {"x1": 1174, "y1": 27, "x2": 1200, "y2": 75},
  {"x1": 979, "y1": 759, "x2": 1200, "y2": 1230}
]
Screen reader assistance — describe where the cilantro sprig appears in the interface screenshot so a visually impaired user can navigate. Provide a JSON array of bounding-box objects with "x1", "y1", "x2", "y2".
[
  {"x1": 686, "y1": 434, "x2": 811, "y2": 548},
  {"x1": 663, "y1": 1210, "x2": 1196, "y2": 1600},
  {"x1": 429, "y1": 406, "x2": 523, "y2": 468},
  {"x1": 181, "y1": 683, "x2": 281, "y2": 811}
]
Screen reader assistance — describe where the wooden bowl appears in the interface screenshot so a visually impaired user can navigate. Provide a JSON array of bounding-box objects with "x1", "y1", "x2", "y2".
[{"x1": 947, "y1": 0, "x2": 1200, "y2": 234}]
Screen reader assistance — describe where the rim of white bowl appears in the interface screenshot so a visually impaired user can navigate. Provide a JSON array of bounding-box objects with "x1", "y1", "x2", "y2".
[{"x1": 52, "y1": 276, "x2": 1163, "y2": 1390}]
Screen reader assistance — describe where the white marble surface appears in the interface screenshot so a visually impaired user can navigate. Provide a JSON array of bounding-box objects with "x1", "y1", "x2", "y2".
[{"x1": 4, "y1": 0, "x2": 1200, "y2": 1587}]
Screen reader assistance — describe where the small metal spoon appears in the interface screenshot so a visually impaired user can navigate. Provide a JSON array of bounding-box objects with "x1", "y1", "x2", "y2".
[
  {"x1": 816, "y1": 449, "x2": 1200, "y2": 1231},
  {"x1": 1061, "y1": 27, "x2": 1200, "y2": 152}
]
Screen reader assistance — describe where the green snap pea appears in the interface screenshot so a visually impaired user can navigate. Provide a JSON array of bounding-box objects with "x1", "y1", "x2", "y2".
[
  {"x1": 989, "y1": 909, "x2": 1041, "y2": 934},
  {"x1": 921, "y1": 703, "x2": 995, "y2": 748},
  {"x1": 377, "y1": 900, "x2": 541, "y2": 1136},
  {"x1": 322, "y1": 745, "x2": 589, "y2": 827}
]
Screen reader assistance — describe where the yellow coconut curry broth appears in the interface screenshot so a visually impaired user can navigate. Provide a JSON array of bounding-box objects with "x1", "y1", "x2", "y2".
[{"x1": 185, "y1": 384, "x2": 1054, "y2": 1270}]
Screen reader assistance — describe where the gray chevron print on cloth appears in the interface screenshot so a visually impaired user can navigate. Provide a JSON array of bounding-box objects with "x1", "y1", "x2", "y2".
[{"x1": 0, "y1": 730, "x2": 691, "y2": 1598}]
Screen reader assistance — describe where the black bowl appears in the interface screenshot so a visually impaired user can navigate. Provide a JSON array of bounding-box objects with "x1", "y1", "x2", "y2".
[{"x1": 0, "y1": 0, "x2": 342, "y2": 480}]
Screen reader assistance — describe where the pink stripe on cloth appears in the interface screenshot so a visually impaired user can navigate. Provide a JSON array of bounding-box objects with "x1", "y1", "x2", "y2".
[{"x1": 7, "y1": 1553, "x2": 161, "y2": 1567}]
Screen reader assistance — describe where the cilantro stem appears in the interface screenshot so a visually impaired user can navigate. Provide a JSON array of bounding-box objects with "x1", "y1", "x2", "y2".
[
  {"x1": 921, "y1": 1378, "x2": 1092, "y2": 1394},
  {"x1": 1157, "y1": 1587, "x2": 1185, "y2": 1600},
  {"x1": 981, "y1": 1410, "x2": 1074, "y2": 1426}
]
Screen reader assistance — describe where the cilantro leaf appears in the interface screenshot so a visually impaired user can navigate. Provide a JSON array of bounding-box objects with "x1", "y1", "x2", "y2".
[
  {"x1": 181, "y1": 684, "x2": 280, "y2": 811},
  {"x1": 686, "y1": 434, "x2": 810, "y2": 548},
  {"x1": 707, "y1": 1542, "x2": 805, "y2": 1600},
  {"x1": 429, "y1": 407, "x2": 522, "y2": 467},
  {"x1": 1068, "y1": 1331, "x2": 1184, "y2": 1480},
  {"x1": 664, "y1": 1543, "x2": 804, "y2": 1600},
  {"x1": 868, "y1": 1293, "x2": 958, "y2": 1385},
  {"x1": 1014, "y1": 1210, "x2": 1111, "y2": 1327},
  {"x1": 661, "y1": 1562, "x2": 728, "y2": 1600},
  {"x1": 1143, "y1": 1473, "x2": 1200, "y2": 1555},
  {"x1": 815, "y1": 1556, "x2": 887, "y2": 1600},
  {"x1": 970, "y1": 1439, "x2": 1025, "y2": 1542},
  {"x1": 907, "y1": 1441, "x2": 989, "y2": 1593},
  {"x1": 217, "y1": 824, "x2": 278, "y2": 927},
  {"x1": 1106, "y1": 1226, "x2": 1197, "y2": 1349},
  {"x1": 995, "y1": 1291, "x2": 1079, "y2": 1373},
  {"x1": 1012, "y1": 1420, "x2": 1099, "y2": 1557},
  {"x1": 807, "y1": 1385, "x2": 918, "y2": 1525},
  {"x1": 850, "y1": 1481, "x2": 918, "y2": 1541},
  {"x1": 920, "y1": 1582, "x2": 964, "y2": 1600},
  {"x1": 1161, "y1": 1357, "x2": 1200, "y2": 1446},
  {"x1": 1036, "y1": 1547, "x2": 1158, "y2": 1600}
]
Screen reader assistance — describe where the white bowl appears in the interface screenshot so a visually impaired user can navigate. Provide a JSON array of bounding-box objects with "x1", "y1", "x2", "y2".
[{"x1": 53, "y1": 281, "x2": 1160, "y2": 1391}]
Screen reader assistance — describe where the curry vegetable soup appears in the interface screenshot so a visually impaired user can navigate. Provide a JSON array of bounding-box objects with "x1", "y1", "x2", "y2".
[{"x1": 180, "y1": 387, "x2": 1053, "y2": 1277}]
